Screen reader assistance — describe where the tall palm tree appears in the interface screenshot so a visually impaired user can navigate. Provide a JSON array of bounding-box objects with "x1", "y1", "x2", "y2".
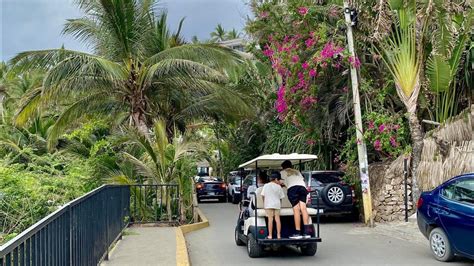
[
  {"x1": 377, "y1": 0, "x2": 428, "y2": 202},
  {"x1": 210, "y1": 24, "x2": 227, "y2": 42},
  {"x1": 226, "y1": 28, "x2": 241, "y2": 40},
  {"x1": 11, "y1": 0, "x2": 248, "y2": 149}
]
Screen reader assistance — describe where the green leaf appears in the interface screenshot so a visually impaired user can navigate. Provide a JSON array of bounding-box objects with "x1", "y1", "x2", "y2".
[{"x1": 426, "y1": 55, "x2": 451, "y2": 93}]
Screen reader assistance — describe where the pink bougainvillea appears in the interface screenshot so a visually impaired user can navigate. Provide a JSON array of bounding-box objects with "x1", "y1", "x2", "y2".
[
  {"x1": 320, "y1": 42, "x2": 344, "y2": 60},
  {"x1": 260, "y1": 11, "x2": 269, "y2": 18},
  {"x1": 348, "y1": 56, "x2": 361, "y2": 68},
  {"x1": 373, "y1": 139, "x2": 382, "y2": 151},
  {"x1": 302, "y1": 61, "x2": 309, "y2": 69},
  {"x1": 378, "y1": 124, "x2": 386, "y2": 132},
  {"x1": 389, "y1": 136, "x2": 399, "y2": 147},
  {"x1": 276, "y1": 85, "x2": 288, "y2": 114},
  {"x1": 368, "y1": 120, "x2": 375, "y2": 129},
  {"x1": 298, "y1": 7, "x2": 309, "y2": 16}
]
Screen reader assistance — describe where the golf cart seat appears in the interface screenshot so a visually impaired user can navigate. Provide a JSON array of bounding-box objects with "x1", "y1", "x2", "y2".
[{"x1": 252, "y1": 187, "x2": 319, "y2": 217}]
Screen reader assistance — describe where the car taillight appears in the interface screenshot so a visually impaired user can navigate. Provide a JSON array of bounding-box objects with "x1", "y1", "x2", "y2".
[
  {"x1": 196, "y1": 184, "x2": 203, "y2": 189},
  {"x1": 417, "y1": 197, "x2": 423, "y2": 209},
  {"x1": 220, "y1": 183, "x2": 226, "y2": 189},
  {"x1": 259, "y1": 229, "x2": 265, "y2": 235}
]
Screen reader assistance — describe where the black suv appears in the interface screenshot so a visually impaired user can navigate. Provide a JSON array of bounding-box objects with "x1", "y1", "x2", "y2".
[{"x1": 303, "y1": 171, "x2": 358, "y2": 218}]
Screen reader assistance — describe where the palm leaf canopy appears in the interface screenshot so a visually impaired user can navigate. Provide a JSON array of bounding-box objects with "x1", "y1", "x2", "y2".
[
  {"x1": 9, "y1": 0, "x2": 250, "y2": 148},
  {"x1": 377, "y1": 0, "x2": 422, "y2": 113}
]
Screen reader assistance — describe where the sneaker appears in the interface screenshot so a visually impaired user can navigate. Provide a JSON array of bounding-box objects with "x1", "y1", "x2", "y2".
[
  {"x1": 302, "y1": 234, "x2": 311, "y2": 239},
  {"x1": 289, "y1": 234, "x2": 303, "y2": 239}
]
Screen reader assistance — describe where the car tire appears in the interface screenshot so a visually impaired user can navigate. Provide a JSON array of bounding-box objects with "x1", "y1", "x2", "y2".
[
  {"x1": 321, "y1": 183, "x2": 345, "y2": 206},
  {"x1": 429, "y1": 227, "x2": 454, "y2": 262},
  {"x1": 300, "y1": 243, "x2": 317, "y2": 256},
  {"x1": 247, "y1": 233, "x2": 263, "y2": 258},
  {"x1": 235, "y1": 226, "x2": 245, "y2": 246}
]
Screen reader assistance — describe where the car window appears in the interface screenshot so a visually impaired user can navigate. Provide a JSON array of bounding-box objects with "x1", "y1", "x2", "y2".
[
  {"x1": 311, "y1": 172, "x2": 343, "y2": 184},
  {"x1": 441, "y1": 179, "x2": 474, "y2": 205},
  {"x1": 244, "y1": 176, "x2": 256, "y2": 186}
]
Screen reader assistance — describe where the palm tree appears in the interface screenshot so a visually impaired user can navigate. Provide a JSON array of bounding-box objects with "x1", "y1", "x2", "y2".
[
  {"x1": 110, "y1": 120, "x2": 204, "y2": 221},
  {"x1": 426, "y1": 3, "x2": 473, "y2": 123},
  {"x1": 11, "y1": 0, "x2": 248, "y2": 149},
  {"x1": 376, "y1": 0, "x2": 428, "y2": 202},
  {"x1": 226, "y1": 28, "x2": 241, "y2": 40},
  {"x1": 210, "y1": 24, "x2": 227, "y2": 42}
]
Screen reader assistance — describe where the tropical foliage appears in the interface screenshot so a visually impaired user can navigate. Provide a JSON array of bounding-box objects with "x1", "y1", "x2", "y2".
[
  {"x1": 12, "y1": 0, "x2": 250, "y2": 150},
  {"x1": 1, "y1": 0, "x2": 472, "y2": 240}
]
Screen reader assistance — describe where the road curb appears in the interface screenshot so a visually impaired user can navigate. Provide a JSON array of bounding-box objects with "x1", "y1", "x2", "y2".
[{"x1": 176, "y1": 208, "x2": 210, "y2": 266}]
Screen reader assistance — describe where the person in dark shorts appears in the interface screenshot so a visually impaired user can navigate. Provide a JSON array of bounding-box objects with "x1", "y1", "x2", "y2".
[{"x1": 280, "y1": 160, "x2": 310, "y2": 239}]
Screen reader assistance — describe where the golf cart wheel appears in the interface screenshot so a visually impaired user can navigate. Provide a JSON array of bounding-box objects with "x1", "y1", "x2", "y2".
[
  {"x1": 235, "y1": 226, "x2": 245, "y2": 246},
  {"x1": 300, "y1": 243, "x2": 317, "y2": 256},
  {"x1": 322, "y1": 183, "x2": 345, "y2": 206},
  {"x1": 247, "y1": 233, "x2": 263, "y2": 258},
  {"x1": 429, "y1": 227, "x2": 454, "y2": 262}
]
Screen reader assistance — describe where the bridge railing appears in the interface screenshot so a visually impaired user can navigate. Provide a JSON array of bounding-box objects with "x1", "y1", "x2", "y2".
[{"x1": 0, "y1": 185, "x2": 130, "y2": 266}]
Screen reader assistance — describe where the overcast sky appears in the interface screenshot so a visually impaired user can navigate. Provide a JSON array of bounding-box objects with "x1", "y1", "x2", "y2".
[{"x1": 1, "y1": 0, "x2": 251, "y2": 61}]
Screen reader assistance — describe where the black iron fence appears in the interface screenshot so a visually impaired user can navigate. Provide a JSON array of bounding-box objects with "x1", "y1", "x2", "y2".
[
  {"x1": 0, "y1": 185, "x2": 130, "y2": 266},
  {"x1": 130, "y1": 184, "x2": 180, "y2": 223},
  {"x1": 0, "y1": 184, "x2": 179, "y2": 266}
]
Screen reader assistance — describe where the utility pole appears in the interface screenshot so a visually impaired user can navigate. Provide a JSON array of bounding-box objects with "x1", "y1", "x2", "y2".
[{"x1": 343, "y1": 1, "x2": 374, "y2": 226}]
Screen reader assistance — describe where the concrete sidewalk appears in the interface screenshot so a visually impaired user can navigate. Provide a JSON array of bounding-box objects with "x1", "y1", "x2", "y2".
[{"x1": 101, "y1": 227, "x2": 176, "y2": 266}]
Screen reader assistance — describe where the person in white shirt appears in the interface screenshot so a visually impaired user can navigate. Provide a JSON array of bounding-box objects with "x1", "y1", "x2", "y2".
[
  {"x1": 261, "y1": 172, "x2": 285, "y2": 239},
  {"x1": 280, "y1": 160, "x2": 310, "y2": 239}
]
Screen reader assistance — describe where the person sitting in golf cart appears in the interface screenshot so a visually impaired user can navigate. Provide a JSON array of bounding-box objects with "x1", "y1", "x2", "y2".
[
  {"x1": 280, "y1": 160, "x2": 310, "y2": 239},
  {"x1": 261, "y1": 171, "x2": 285, "y2": 239}
]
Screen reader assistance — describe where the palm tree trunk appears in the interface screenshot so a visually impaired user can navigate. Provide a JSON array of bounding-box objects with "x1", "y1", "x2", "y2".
[
  {"x1": 407, "y1": 111, "x2": 424, "y2": 205},
  {"x1": 132, "y1": 110, "x2": 150, "y2": 136}
]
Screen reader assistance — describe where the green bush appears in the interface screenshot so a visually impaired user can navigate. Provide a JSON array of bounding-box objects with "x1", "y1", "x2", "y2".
[{"x1": 0, "y1": 162, "x2": 88, "y2": 244}]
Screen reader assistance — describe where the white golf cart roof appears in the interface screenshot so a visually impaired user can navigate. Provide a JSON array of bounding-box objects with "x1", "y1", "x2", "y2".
[{"x1": 239, "y1": 153, "x2": 317, "y2": 169}]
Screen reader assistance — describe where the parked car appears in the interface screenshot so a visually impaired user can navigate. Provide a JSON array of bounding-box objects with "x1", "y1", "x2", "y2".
[
  {"x1": 227, "y1": 173, "x2": 242, "y2": 204},
  {"x1": 195, "y1": 176, "x2": 227, "y2": 203},
  {"x1": 417, "y1": 173, "x2": 474, "y2": 262},
  {"x1": 302, "y1": 171, "x2": 358, "y2": 219}
]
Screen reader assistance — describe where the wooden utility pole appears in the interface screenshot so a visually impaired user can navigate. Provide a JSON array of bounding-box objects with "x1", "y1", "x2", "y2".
[{"x1": 343, "y1": 1, "x2": 374, "y2": 226}]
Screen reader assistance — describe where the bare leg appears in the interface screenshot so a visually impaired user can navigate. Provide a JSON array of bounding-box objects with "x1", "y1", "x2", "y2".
[
  {"x1": 267, "y1": 214, "x2": 274, "y2": 239},
  {"x1": 293, "y1": 205, "x2": 301, "y2": 231},
  {"x1": 275, "y1": 214, "x2": 281, "y2": 239},
  {"x1": 299, "y1": 201, "x2": 309, "y2": 225}
]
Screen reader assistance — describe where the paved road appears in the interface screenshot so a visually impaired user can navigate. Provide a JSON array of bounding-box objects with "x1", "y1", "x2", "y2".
[{"x1": 187, "y1": 202, "x2": 474, "y2": 266}]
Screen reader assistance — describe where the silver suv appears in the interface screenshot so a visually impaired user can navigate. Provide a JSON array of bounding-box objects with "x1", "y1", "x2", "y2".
[{"x1": 227, "y1": 173, "x2": 242, "y2": 204}]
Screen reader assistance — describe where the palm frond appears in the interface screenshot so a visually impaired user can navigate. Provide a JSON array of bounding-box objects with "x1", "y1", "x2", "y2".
[
  {"x1": 47, "y1": 91, "x2": 116, "y2": 150},
  {"x1": 145, "y1": 44, "x2": 242, "y2": 70},
  {"x1": 121, "y1": 152, "x2": 155, "y2": 178},
  {"x1": 144, "y1": 59, "x2": 228, "y2": 86},
  {"x1": 14, "y1": 87, "x2": 44, "y2": 126}
]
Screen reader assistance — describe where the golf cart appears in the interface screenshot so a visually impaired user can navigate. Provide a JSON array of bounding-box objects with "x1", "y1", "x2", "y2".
[{"x1": 234, "y1": 153, "x2": 322, "y2": 258}]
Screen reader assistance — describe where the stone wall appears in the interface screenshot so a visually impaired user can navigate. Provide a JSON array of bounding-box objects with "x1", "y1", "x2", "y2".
[{"x1": 369, "y1": 156, "x2": 413, "y2": 222}]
